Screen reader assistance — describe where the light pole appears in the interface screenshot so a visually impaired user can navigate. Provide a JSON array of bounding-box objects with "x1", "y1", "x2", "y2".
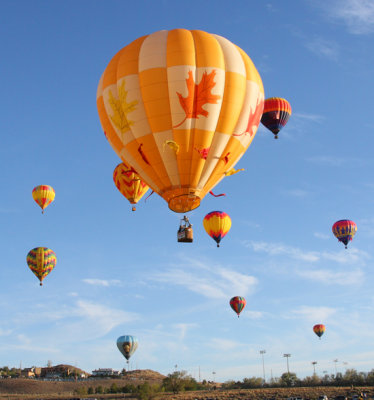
[
  {"x1": 283, "y1": 354, "x2": 291, "y2": 376},
  {"x1": 312, "y1": 361, "x2": 317, "y2": 375},
  {"x1": 333, "y1": 359, "x2": 338, "y2": 375},
  {"x1": 260, "y1": 350, "x2": 266, "y2": 383},
  {"x1": 212, "y1": 371, "x2": 216, "y2": 383}
]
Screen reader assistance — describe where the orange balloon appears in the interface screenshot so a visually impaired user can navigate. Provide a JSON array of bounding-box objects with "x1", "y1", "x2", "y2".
[{"x1": 97, "y1": 29, "x2": 264, "y2": 212}]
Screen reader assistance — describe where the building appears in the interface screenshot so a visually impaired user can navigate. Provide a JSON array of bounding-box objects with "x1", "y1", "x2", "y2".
[{"x1": 91, "y1": 368, "x2": 120, "y2": 377}]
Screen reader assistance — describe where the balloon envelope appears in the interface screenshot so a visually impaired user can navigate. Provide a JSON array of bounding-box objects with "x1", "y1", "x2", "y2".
[
  {"x1": 203, "y1": 211, "x2": 231, "y2": 247},
  {"x1": 32, "y1": 185, "x2": 55, "y2": 213},
  {"x1": 113, "y1": 162, "x2": 149, "y2": 210},
  {"x1": 332, "y1": 220, "x2": 357, "y2": 248},
  {"x1": 97, "y1": 29, "x2": 264, "y2": 213},
  {"x1": 117, "y1": 335, "x2": 138, "y2": 361},
  {"x1": 313, "y1": 324, "x2": 325, "y2": 338},
  {"x1": 230, "y1": 296, "x2": 246, "y2": 317},
  {"x1": 261, "y1": 97, "x2": 291, "y2": 139},
  {"x1": 26, "y1": 247, "x2": 57, "y2": 286}
]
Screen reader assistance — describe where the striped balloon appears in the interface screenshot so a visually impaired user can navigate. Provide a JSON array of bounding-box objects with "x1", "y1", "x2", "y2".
[
  {"x1": 203, "y1": 211, "x2": 231, "y2": 247},
  {"x1": 32, "y1": 185, "x2": 55, "y2": 213},
  {"x1": 117, "y1": 335, "x2": 138, "y2": 363},
  {"x1": 261, "y1": 97, "x2": 291, "y2": 139},
  {"x1": 97, "y1": 29, "x2": 264, "y2": 213},
  {"x1": 332, "y1": 220, "x2": 357, "y2": 249},
  {"x1": 313, "y1": 324, "x2": 325, "y2": 339},
  {"x1": 230, "y1": 296, "x2": 246, "y2": 317},
  {"x1": 26, "y1": 247, "x2": 57, "y2": 286},
  {"x1": 113, "y1": 162, "x2": 149, "y2": 211}
]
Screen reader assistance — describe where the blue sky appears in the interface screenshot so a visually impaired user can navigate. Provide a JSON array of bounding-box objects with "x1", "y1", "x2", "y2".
[{"x1": 1, "y1": 0, "x2": 374, "y2": 382}]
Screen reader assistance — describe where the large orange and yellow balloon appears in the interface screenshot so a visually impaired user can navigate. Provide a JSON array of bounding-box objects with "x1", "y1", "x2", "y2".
[
  {"x1": 332, "y1": 220, "x2": 357, "y2": 249},
  {"x1": 97, "y1": 29, "x2": 264, "y2": 213},
  {"x1": 203, "y1": 211, "x2": 232, "y2": 247},
  {"x1": 26, "y1": 247, "x2": 57, "y2": 286},
  {"x1": 113, "y1": 162, "x2": 149, "y2": 211},
  {"x1": 32, "y1": 185, "x2": 55, "y2": 213}
]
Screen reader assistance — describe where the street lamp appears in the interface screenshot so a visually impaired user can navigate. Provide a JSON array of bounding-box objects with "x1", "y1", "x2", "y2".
[
  {"x1": 283, "y1": 354, "x2": 291, "y2": 376},
  {"x1": 333, "y1": 359, "x2": 338, "y2": 375},
  {"x1": 212, "y1": 371, "x2": 216, "y2": 383},
  {"x1": 260, "y1": 350, "x2": 266, "y2": 383},
  {"x1": 312, "y1": 361, "x2": 317, "y2": 375}
]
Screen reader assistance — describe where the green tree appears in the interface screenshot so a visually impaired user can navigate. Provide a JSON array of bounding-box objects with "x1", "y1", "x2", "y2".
[
  {"x1": 135, "y1": 382, "x2": 161, "y2": 400},
  {"x1": 280, "y1": 372, "x2": 299, "y2": 387},
  {"x1": 162, "y1": 370, "x2": 192, "y2": 394},
  {"x1": 95, "y1": 385, "x2": 103, "y2": 394},
  {"x1": 87, "y1": 387, "x2": 94, "y2": 394}
]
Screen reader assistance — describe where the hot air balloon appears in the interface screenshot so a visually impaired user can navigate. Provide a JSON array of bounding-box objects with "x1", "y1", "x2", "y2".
[
  {"x1": 313, "y1": 324, "x2": 325, "y2": 339},
  {"x1": 261, "y1": 97, "x2": 291, "y2": 139},
  {"x1": 332, "y1": 220, "x2": 357, "y2": 249},
  {"x1": 113, "y1": 162, "x2": 149, "y2": 211},
  {"x1": 32, "y1": 185, "x2": 55, "y2": 213},
  {"x1": 26, "y1": 247, "x2": 57, "y2": 286},
  {"x1": 117, "y1": 335, "x2": 138, "y2": 366},
  {"x1": 203, "y1": 211, "x2": 231, "y2": 247},
  {"x1": 97, "y1": 29, "x2": 264, "y2": 213},
  {"x1": 230, "y1": 296, "x2": 246, "y2": 317}
]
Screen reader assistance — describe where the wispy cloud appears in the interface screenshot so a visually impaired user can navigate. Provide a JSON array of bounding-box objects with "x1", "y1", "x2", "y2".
[
  {"x1": 307, "y1": 155, "x2": 370, "y2": 167},
  {"x1": 173, "y1": 323, "x2": 198, "y2": 340},
  {"x1": 290, "y1": 305, "x2": 337, "y2": 321},
  {"x1": 293, "y1": 112, "x2": 325, "y2": 123},
  {"x1": 82, "y1": 278, "x2": 121, "y2": 287},
  {"x1": 314, "y1": 232, "x2": 330, "y2": 240},
  {"x1": 295, "y1": 268, "x2": 364, "y2": 285},
  {"x1": 151, "y1": 260, "x2": 258, "y2": 300},
  {"x1": 323, "y1": 0, "x2": 374, "y2": 34},
  {"x1": 305, "y1": 37, "x2": 339, "y2": 60},
  {"x1": 282, "y1": 189, "x2": 309, "y2": 198},
  {"x1": 244, "y1": 240, "x2": 369, "y2": 265}
]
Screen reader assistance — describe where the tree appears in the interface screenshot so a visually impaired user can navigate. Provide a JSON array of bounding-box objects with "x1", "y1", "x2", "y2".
[
  {"x1": 280, "y1": 372, "x2": 299, "y2": 387},
  {"x1": 162, "y1": 370, "x2": 194, "y2": 394}
]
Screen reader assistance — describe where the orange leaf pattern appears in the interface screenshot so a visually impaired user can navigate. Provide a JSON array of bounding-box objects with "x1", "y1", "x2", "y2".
[{"x1": 174, "y1": 70, "x2": 221, "y2": 128}]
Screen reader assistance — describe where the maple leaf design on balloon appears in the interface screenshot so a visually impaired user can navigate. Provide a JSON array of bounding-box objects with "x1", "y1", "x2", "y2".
[
  {"x1": 108, "y1": 80, "x2": 138, "y2": 133},
  {"x1": 233, "y1": 97, "x2": 264, "y2": 137},
  {"x1": 174, "y1": 70, "x2": 221, "y2": 128}
]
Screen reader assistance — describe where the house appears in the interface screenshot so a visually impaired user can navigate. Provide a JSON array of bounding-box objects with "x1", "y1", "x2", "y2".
[{"x1": 91, "y1": 368, "x2": 120, "y2": 377}]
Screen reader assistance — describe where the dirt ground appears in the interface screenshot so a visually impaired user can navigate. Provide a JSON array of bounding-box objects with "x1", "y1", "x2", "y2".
[{"x1": 0, "y1": 375, "x2": 372, "y2": 400}]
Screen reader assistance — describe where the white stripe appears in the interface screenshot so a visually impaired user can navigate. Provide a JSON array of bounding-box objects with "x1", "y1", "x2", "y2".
[
  {"x1": 139, "y1": 30, "x2": 168, "y2": 72},
  {"x1": 212, "y1": 34, "x2": 246, "y2": 76}
]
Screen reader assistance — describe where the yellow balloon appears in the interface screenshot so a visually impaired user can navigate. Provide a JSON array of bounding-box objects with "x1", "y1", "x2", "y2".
[
  {"x1": 97, "y1": 29, "x2": 264, "y2": 212},
  {"x1": 113, "y1": 162, "x2": 149, "y2": 211},
  {"x1": 32, "y1": 185, "x2": 55, "y2": 213}
]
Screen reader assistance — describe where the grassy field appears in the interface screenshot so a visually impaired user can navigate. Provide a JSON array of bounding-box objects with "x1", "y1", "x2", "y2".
[{"x1": 0, "y1": 372, "x2": 373, "y2": 400}]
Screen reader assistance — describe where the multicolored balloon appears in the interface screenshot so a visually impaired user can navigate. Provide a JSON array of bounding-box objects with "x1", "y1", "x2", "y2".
[
  {"x1": 230, "y1": 296, "x2": 246, "y2": 317},
  {"x1": 32, "y1": 185, "x2": 55, "y2": 213},
  {"x1": 97, "y1": 29, "x2": 264, "y2": 213},
  {"x1": 113, "y1": 162, "x2": 149, "y2": 211},
  {"x1": 261, "y1": 97, "x2": 291, "y2": 139},
  {"x1": 26, "y1": 247, "x2": 57, "y2": 286},
  {"x1": 203, "y1": 211, "x2": 231, "y2": 247},
  {"x1": 117, "y1": 335, "x2": 138, "y2": 363},
  {"x1": 332, "y1": 220, "x2": 357, "y2": 249},
  {"x1": 313, "y1": 324, "x2": 325, "y2": 339}
]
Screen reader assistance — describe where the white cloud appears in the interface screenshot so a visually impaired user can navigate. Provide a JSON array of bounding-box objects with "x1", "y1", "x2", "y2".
[
  {"x1": 290, "y1": 305, "x2": 337, "y2": 321},
  {"x1": 307, "y1": 155, "x2": 369, "y2": 167},
  {"x1": 82, "y1": 278, "x2": 121, "y2": 287},
  {"x1": 282, "y1": 189, "x2": 309, "y2": 198},
  {"x1": 208, "y1": 338, "x2": 240, "y2": 351},
  {"x1": 292, "y1": 112, "x2": 325, "y2": 123},
  {"x1": 173, "y1": 323, "x2": 198, "y2": 340},
  {"x1": 296, "y1": 268, "x2": 364, "y2": 285},
  {"x1": 245, "y1": 240, "x2": 369, "y2": 265},
  {"x1": 314, "y1": 232, "x2": 330, "y2": 240},
  {"x1": 151, "y1": 260, "x2": 258, "y2": 300},
  {"x1": 325, "y1": 0, "x2": 374, "y2": 34},
  {"x1": 305, "y1": 37, "x2": 339, "y2": 60}
]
